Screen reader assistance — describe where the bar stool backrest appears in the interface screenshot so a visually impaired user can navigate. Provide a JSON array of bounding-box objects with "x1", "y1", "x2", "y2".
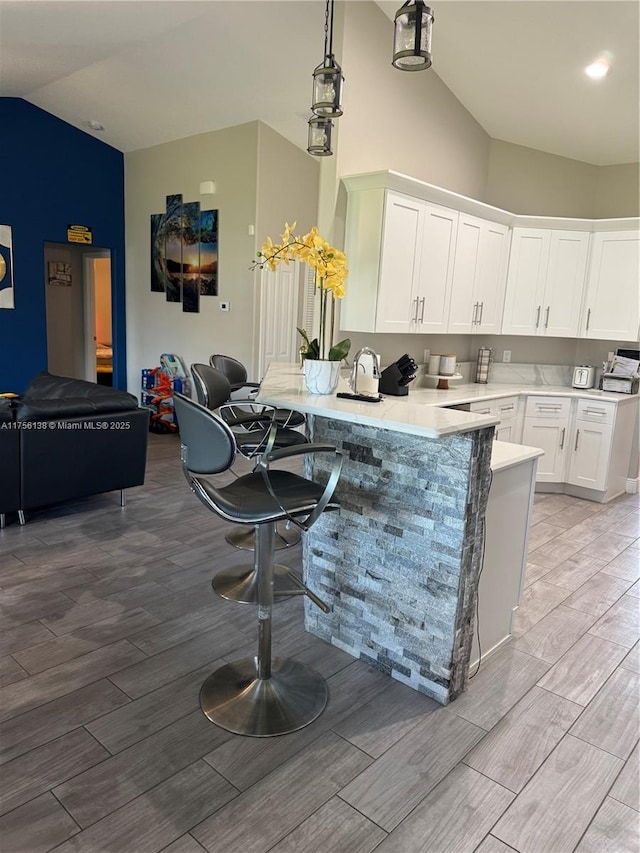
[
  {"x1": 174, "y1": 392, "x2": 236, "y2": 475},
  {"x1": 191, "y1": 363, "x2": 232, "y2": 410},
  {"x1": 209, "y1": 354, "x2": 249, "y2": 390}
]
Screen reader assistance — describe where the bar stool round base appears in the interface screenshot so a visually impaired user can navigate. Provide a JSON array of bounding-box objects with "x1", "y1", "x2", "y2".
[
  {"x1": 225, "y1": 522, "x2": 300, "y2": 551},
  {"x1": 200, "y1": 656, "x2": 328, "y2": 736},
  {"x1": 212, "y1": 563, "x2": 299, "y2": 604}
]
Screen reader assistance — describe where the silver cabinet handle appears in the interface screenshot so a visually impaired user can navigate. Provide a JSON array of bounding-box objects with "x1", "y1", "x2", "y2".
[
  {"x1": 499, "y1": 405, "x2": 515, "y2": 412},
  {"x1": 544, "y1": 306, "x2": 550, "y2": 328},
  {"x1": 478, "y1": 302, "x2": 484, "y2": 325},
  {"x1": 472, "y1": 302, "x2": 479, "y2": 325},
  {"x1": 419, "y1": 297, "x2": 425, "y2": 323},
  {"x1": 574, "y1": 429, "x2": 580, "y2": 451},
  {"x1": 535, "y1": 306, "x2": 541, "y2": 328},
  {"x1": 560, "y1": 427, "x2": 565, "y2": 449},
  {"x1": 412, "y1": 298, "x2": 419, "y2": 323},
  {"x1": 586, "y1": 308, "x2": 591, "y2": 332}
]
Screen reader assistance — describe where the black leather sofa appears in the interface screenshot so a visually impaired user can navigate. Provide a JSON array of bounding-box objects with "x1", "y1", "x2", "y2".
[
  {"x1": 0, "y1": 398, "x2": 20, "y2": 528},
  {"x1": 3, "y1": 372, "x2": 150, "y2": 524}
]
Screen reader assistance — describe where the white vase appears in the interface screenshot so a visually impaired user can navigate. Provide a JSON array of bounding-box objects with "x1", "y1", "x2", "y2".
[{"x1": 303, "y1": 359, "x2": 341, "y2": 395}]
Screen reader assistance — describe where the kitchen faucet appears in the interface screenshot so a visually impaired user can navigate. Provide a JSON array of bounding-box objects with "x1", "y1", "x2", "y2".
[{"x1": 350, "y1": 347, "x2": 380, "y2": 395}]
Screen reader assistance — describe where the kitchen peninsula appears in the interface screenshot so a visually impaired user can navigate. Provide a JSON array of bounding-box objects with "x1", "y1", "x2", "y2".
[{"x1": 257, "y1": 363, "x2": 542, "y2": 704}]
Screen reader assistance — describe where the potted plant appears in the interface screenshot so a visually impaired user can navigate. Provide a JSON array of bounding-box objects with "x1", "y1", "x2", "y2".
[{"x1": 253, "y1": 222, "x2": 350, "y2": 394}]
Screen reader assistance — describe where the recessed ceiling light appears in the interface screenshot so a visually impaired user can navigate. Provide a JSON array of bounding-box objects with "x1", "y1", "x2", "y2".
[
  {"x1": 584, "y1": 59, "x2": 611, "y2": 79},
  {"x1": 86, "y1": 120, "x2": 105, "y2": 131}
]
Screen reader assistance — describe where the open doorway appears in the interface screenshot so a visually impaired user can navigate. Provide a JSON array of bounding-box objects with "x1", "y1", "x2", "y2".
[{"x1": 44, "y1": 243, "x2": 113, "y2": 385}]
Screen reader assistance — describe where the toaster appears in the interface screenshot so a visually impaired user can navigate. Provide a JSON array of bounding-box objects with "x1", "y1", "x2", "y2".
[{"x1": 572, "y1": 365, "x2": 596, "y2": 389}]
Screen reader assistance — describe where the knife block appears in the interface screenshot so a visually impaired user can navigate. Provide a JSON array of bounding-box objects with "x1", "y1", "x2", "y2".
[{"x1": 379, "y1": 364, "x2": 409, "y2": 396}]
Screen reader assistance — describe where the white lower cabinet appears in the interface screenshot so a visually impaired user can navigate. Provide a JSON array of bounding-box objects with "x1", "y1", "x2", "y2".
[
  {"x1": 523, "y1": 396, "x2": 634, "y2": 500},
  {"x1": 470, "y1": 396, "x2": 521, "y2": 443}
]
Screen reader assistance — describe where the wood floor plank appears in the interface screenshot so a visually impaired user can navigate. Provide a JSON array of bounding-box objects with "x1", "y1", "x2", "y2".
[
  {"x1": 0, "y1": 654, "x2": 28, "y2": 688},
  {"x1": 511, "y1": 581, "x2": 571, "y2": 637},
  {"x1": 108, "y1": 625, "x2": 248, "y2": 699},
  {"x1": 160, "y1": 836, "x2": 208, "y2": 853},
  {"x1": 570, "y1": 667, "x2": 640, "y2": 759},
  {"x1": 40, "y1": 598, "x2": 139, "y2": 636},
  {"x1": 338, "y1": 707, "x2": 484, "y2": 831},
  {"x1": 55, "y1": 710, "x2": 232, "y2": 828},
  {"x1": 601, "y1": 546, "x2": 640, "y2": 583},
  {"x1": 0, "y1": 678, "x2": 130, "y2": 765},
  {"x1": 13, "y1": 608, "x2": 160, "y2": 674},
  {"x1": 513, "y1": 604, "x2": 596, "y2": 663},
  {"x1": 620, "y1": 641, "x2": 640, "y2": 673},
  {"x1": 609, "y1": 744, "x2": 640, "y2": 812},
  {"x1": 575, "y1": 796, "x2": 640, "y2": 853},
  {"x1": 474, "y1": 836, "x2": 519, "y2": 853},
  {"x1": 0, "y1": 727, "x2": 109, "y2": 816},
  {"x1": 86, "y1": 663, "x2": 217, "y2": 754},
  {"x1": 536, "y1": 553, "x2": 607, "y2": 591},
  {"x1": 525, "y1": 521, "x2": 565, "y2": 553},
  {"x1": 0, "y1": 566, "x2": 96, "y2": 598},
  {"x1": 493, "y1": 735, "x2": 623, "y2": 853},
  {"x1": 528, "y1": 537, "x2": 584, "y2": 570},
  {"x1": 562, "y1": 570, "x2": 633, "y2": 617},
  {"x1": 464, "y1": 686, "x2": 582, "y2": 792},
  {"x1": 126, "y1": 604, "x2": 238, "y2": 657},
  {"x1": 332, "y1": 669, "x2": 439, "y2": 758},
  {"x1": 52, "y1": 760, "x2": 237, "y2": 853},
  {"x1": 267, "y1": 797, "x2": 386, "y2": 853},
  {"x1": 0, "y1": 791, "x2": 79, "y2": 853},
  {"x1": 0, "y1": 639, "x2": 146, "y2": 724},
  {"x1": 448, "y1": 647, "x2": 550, "y2": 731},
  {"x1": 374, "y1": 763, "x2": 514, "y2": 853},
  {"x1": 0, "y1": 620, "x2": 56, "y2": 657},
  {"x1": 537, "y1": 633, "x2": 629, "y2": 706},
  {"x1": 588, "y1": 594, "x2": 640, "y2": 648},
  {"x1": 193, "y1": 732, "x2": 371, "y2": 853},
  {"x1": 578, "y1": 531, "x2": 637, "y2": 563},
  {"x1": 204, "y1": 661, "x2": 391, "y2": 791}
]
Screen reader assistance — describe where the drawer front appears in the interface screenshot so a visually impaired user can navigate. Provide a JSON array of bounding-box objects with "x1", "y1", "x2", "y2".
[
  {"x1": 493, "y1": 396, "x2": 519, "y2": 420},
  {"x1": 525, "y1": 396, "x2": 571, "y2": 419},
  {"x1": 575, "y1": 399, "x2": 615, "y2": 424},
  {"x1": 469, "y1": 401, "x2": 494, "y2": 415}
]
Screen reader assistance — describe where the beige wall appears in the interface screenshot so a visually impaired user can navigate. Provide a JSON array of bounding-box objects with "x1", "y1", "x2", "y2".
[
  {"x1": 125, "y1": 121, "x2": 259, "y2": 396},
  {"x1": 485, "y1": 140, "x2": 640, "y2": 217},
  {"x1": 337, "y1": 1, "x2": 491, "y2": 201}
]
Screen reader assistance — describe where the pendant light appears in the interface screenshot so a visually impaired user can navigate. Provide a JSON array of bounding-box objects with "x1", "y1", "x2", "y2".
[
  {"x1": 311, "y1": 0, "x2": 344, "y2": 118},
  {"x1": 307, "y1": 115, "x2": 334, "y2": 157},
  {"x1": 392, "y1": 0, "x2": 435, "y2": 72}
]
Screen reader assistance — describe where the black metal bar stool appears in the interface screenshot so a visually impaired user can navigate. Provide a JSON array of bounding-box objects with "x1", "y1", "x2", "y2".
[
  {"x1": 174, "y1": 392, "x2": 342, "y2": 736},
  {"x1": 190, "y1": 363, "x2": 310, "y2": 604}
]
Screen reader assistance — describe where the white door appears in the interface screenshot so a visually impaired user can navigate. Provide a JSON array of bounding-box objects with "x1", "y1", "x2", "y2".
[
  {"x1": 543, "y1": 231, "x2": 589, "y2": 337},
  {"x1": 567, "y1": 421, "x2": 613, "y2": 491},
  {"x1": 502, "y1": 229, "x2": 550, "y2": 335},
  {"x1": 258, "y1": 262, "x2": 300, "y2": 380},
  {"x1": 582, "y1": 231, "x2": 640, "y2": 340},
  {"x1": 522, "y1": 418, "x2": 568, "y2": 483},
  {"x1": 376, "y1": 192, "x2": 424, "y2": 333}
]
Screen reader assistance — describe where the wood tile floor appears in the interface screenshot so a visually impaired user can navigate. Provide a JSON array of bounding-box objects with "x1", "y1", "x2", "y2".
[{"x1": 0, "y1": 433, "x2": 638, "y2": 853}]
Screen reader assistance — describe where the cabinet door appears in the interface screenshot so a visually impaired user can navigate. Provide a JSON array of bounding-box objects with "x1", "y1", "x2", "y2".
[
  {"x1": 582, "y1": 231, "x2": 640, "y2": 340},
  {"x1": 376, "y1": 192, "x2": 424, "y2": 333},
  {"x1": 495, "y1": 422, "x2": 515, "y2": 442},
  {"x1": 447, "y1": 214, "x2": 481, "y2": 334},
  {"x1": 522, "y1": 418, "x2": 568, "y2": 483},
  {"x1": 474, "y1": 221, "x2": 510, "y2": 334},
  {"x1": 543, "y1": 231, "x2": 590, "y2": 337},
  {"x1": 502, "y1": 229, "x2": 550, "y2": 336},
  {"x1": 414, "y1": 202, "x2": 458, "y2": 333},
  {"x1": 567, "y1": 420, "x2": 613, "y2": 491}
]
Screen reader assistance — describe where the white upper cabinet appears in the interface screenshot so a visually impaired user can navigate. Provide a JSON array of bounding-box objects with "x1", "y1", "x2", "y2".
[
  {"x1": 447, "y1": 214, "x2": 510, "y2": 334},
  {"x1": 502, "y1": 228, "x2": 589, "y2": 337},
  {"x1": 580, "y1": 230, "x2": 640, "y2": 340},
  {"x1": 342, "y1": 188, "x2": 457, "y2": 334}
]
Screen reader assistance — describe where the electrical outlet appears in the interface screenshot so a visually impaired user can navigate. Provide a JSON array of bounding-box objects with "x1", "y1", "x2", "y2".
[
  {"x1": 219, "y1": 301, "x2": 230, "y2": 312},
  {"x1": 503, "y1": 350, "x2": 511, "y2": 363}
]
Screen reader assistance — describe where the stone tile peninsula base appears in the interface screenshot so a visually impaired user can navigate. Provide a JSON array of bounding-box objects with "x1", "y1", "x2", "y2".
[{"x1": 303, "y1": 415, "x2": 493, "y2": 704}]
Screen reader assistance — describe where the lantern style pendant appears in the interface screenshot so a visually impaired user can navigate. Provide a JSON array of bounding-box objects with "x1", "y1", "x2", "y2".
[
  {"x1": 312, "y1": 56, "x2": 344, "y2": 118},
  {"x1": 307, "y1": 115, "x2": 334, "y2": 157},
  {"x1": 392, "y1": 0, "x2": 435, "y2": 71}
]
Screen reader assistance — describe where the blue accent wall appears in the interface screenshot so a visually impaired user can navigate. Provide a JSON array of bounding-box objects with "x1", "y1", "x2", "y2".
[{"x1": 0, "y1": 98, "x2": 126, "y2": 393}]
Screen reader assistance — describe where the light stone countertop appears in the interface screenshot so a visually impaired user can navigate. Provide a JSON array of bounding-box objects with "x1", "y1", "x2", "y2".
[{"x1": 257, "y1": 363, "x2": 498, "y2": 438}]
